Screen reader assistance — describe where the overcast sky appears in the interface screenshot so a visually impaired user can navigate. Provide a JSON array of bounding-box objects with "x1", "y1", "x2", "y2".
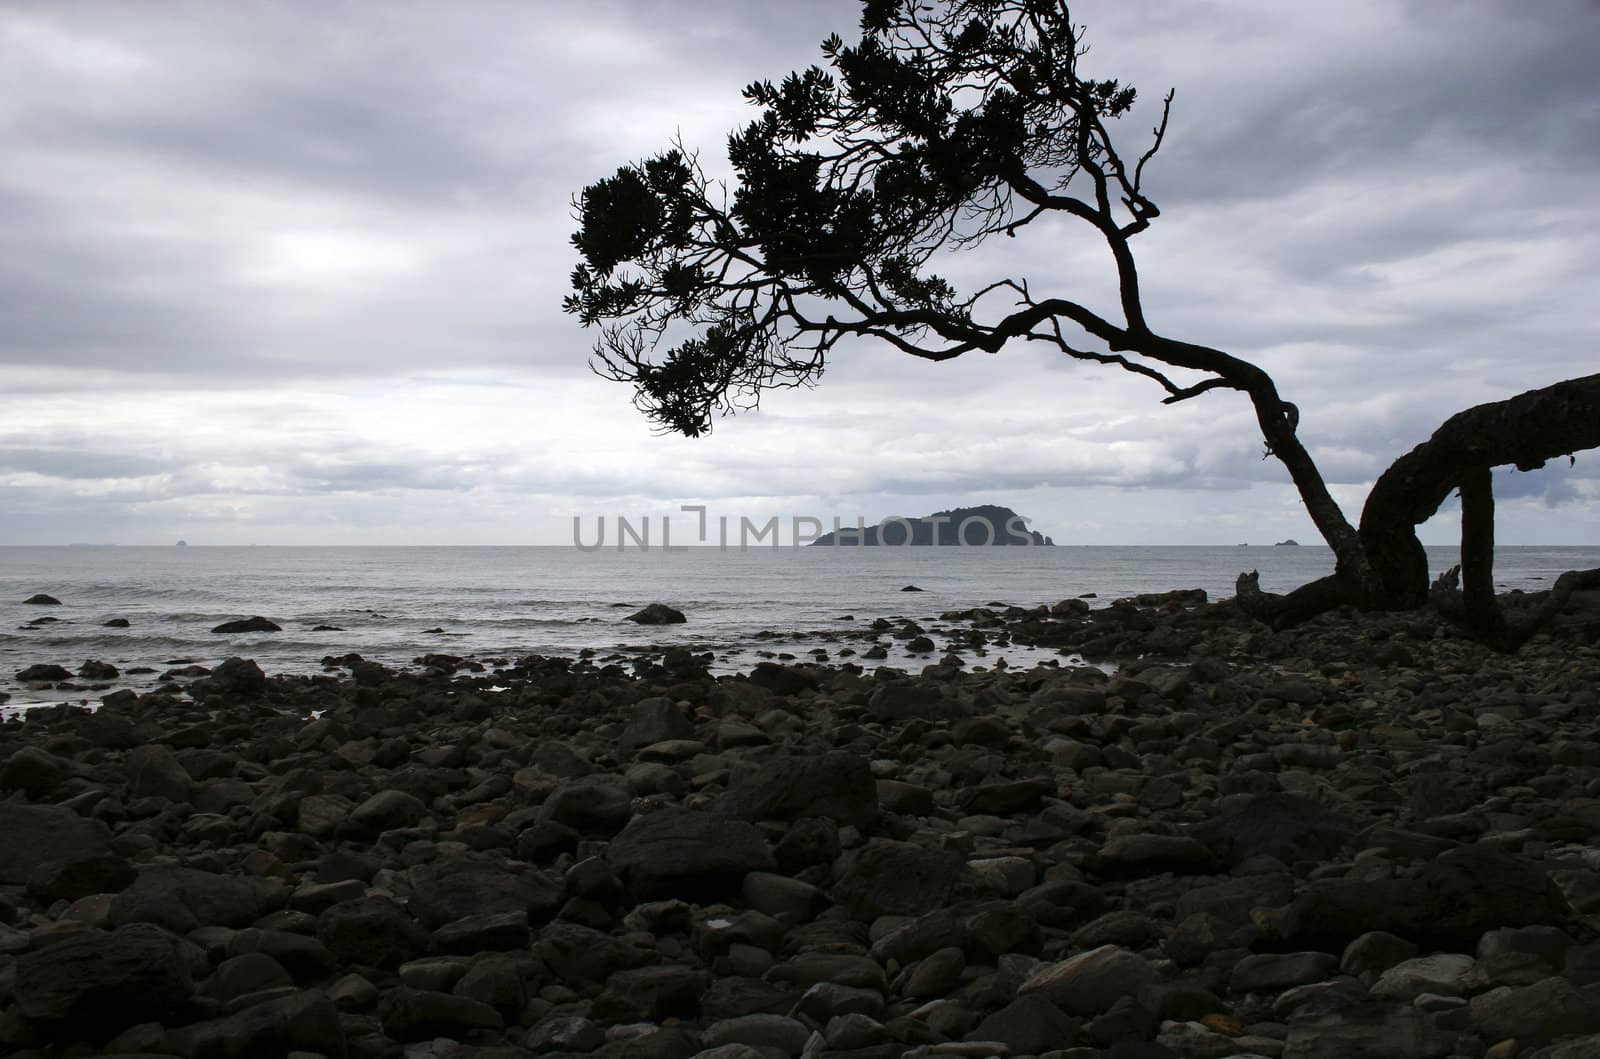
[{"x1": 1, "y1": 0, "x2": 1596, "y2": 546}]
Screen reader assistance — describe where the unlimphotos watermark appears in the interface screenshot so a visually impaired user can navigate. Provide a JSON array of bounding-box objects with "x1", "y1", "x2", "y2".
[{"x1": 573, "y1": 505, "x2": 1040, "y2": 550}]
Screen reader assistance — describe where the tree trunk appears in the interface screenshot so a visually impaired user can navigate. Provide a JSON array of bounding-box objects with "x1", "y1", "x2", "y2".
[{"x1": 1358, "y1": 373, "x2": 1600, "y2": 607}]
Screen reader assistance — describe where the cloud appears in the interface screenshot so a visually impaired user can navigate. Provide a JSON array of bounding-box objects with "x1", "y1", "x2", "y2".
[{"x1": 0, "y1": 0, "x2": 1595, "y2": 543}]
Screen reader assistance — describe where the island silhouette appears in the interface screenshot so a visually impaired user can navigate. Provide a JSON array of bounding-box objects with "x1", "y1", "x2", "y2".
[{"x1": 809, "y1": 505, "x2": 1053, "y2": 546}]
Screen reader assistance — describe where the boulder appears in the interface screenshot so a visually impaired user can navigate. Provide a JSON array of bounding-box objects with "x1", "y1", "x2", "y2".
[
  {"x1": 833, "y1": 841, "x2": 965, "y2": 920},
  {"x1": 197, "y1": 656, "x2": 269, "y2": 696},
  {"x1": 405, "y1": 858, "x2": 564, "y2": 928},
  {"x1": 210, "y1": 616, "x2": 282, "y2": 634},
  {"x1": 0, "y1": 802, "x2": 115, "y2": 884},
  {"x1": 111, "y1": 866, "x2": 265, "y2": 932},
  {"x1": 720, "y1": 751, "x2": 879, "y2": 829},
  {"x1": 77, "y1": 659, "x2": 119, "y2": 679},
  {"x1": 608, "y1": 807, "x2": 775, "y2": 900},
  {"x1": 16, "y1": 662, "x2": 71, "y2": 682},
  {"x1": 15, "y1": 923, "x2": 192, "y2": 1037},
  {"x1": 1020, "y1": 945, "x2": 1158, "y2": 1016},
  {"x1": 626, "y1": 603, "x2": 687, "y2": 625},
  {"x1": 620, "y1": 696, "x2": 696, "y2": 752},
  {"x1": 0, "y1": 745, "x2": 74, "y2": 798},
  {"x1": 24, "y1": 593, "x2": 62, "y2": 604},
  {"x1": 319, "y1": 896, "x2": 429, "y2": 969},
  {"x1": 168, "y1": 989, "x2": 345, "y2": 1057},
  {"x1": 126, "y1": 743, "x2": 194, "y2": 802},
  {"x1": 1190, "y1": 793, "x2": 1355, "y2": 867}
]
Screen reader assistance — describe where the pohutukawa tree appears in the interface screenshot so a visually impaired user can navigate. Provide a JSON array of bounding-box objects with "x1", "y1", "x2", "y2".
[{"x1": 565, "y1": 0, "x2": 1599, "y2": 649}]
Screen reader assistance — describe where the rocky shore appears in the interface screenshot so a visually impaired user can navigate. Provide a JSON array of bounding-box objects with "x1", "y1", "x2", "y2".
[{"x1": 2, "y1": 587, "x2": 1600, "y2": 1059}]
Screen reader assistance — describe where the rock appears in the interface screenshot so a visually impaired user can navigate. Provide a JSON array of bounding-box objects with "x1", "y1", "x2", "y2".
[
  {"x1": 319, "y1": 897, "x2": 430, "y2": 969},
  {"x1": 347, "y1": 789, "x2": 428, "y2": 835},
  {"x1": 1020, "y1": 945, "x2": 1157, "y2": 1016},
  {"x1": 1469, "y1": 976, "x2": 1600, "y2": 1047},
  {"x1": 210, "y1": 952, "x2": 293, "y2": 1004},
  {"x1": 747, "y1": 661, "x2": 823, "y2": 694},
  {"x1": 210, "y1": 615, "x2": 282, "y2": 633},
  {"x1": 1280, "y1": 845, "x2": 1571, "y2": 950},
  {"x1": 431, "y1": 909, "x2": 530, "y2": 954},
  {"x1": 1340, "y1": 931, "x2": 1420, "y2": 978},
  {"x1": 126, "y1": 743, "x2": 195, "y2": 802},
  {"x1": 1282, "y1": 1000, "x2": 1455, "y2": 1059},
  {"x1": 969, "y1": 994, "x2": 1082, "y2": 1055},
  {"x1": 627, "y1": 603, "x2": 687, "y2": 624},
  {"x1": 834, "y1": 840, "x2": 964, "y2": 919},
  {"x1": 24, "y1": 593, "x2": 62, "y2": 604},
  {"x1": 535, "y1": 921, "x2": 652, "y2": 985},
  {"x1": 621, "y1": 696, "x2": 696, "y2": 752},
  {"x1": 701, "y1": 1013, "x2": 812, "y2": 1056},
  {"x1": 199, "y1": 656, "x2": 268, "y2": 696},
  {"x1": 15, "y1": 923, "x2": 192, "y2": 1036},
  {"x1": 1370, "y1": 953, "x2": 1475, "y2": 999},
  {"x1": 542, "y1": 777, "x2": 634, "y2": 835},
  {"x1": 169, "y1": 989, "x2": 346, "y2": 1057},
  {"x1": 380, "y1": 984, "x2": 503, "y2": 1041},
  {"x1": 27, "y1": 852, "x2": 137, "y2": 903},
  {"x1": 1190, "y1": 793, "x2": 1355, "y2": 867},
  {"x1": 406, "y1": 859, "x2": 565, "y2": 928},
  {"x1": 527, "y1": 1014, "x2": 606, "y2": 1053},
  {"x1": 103, "y1": 617, "x2": 131, "y2": 627},
  {"x1": 720, "y1": 751, "x2": 879, "y2": 829},
  {"x1": 0, "y1": 745, "x2": 74, "y2": 798},
  {"x1": 454, "y1": 954, "x2": 527, "y2": 1018},
  {"x1": 958, "y1": 778, "x2": 1053, "y2": 816},
  {"x1": 0, "y1": 802, "x2": 115, "y2": 884},
  {"x1": 111, "y1": 866, "x2": 264, "y2": 932},
  {"x1": 78, "y1": 659, "x2": 119, "y2": 679},
  {"x1": 592, "y1": 964, "x2": 708, "y2": 1022},
  {"x1": 1097, "y1": 833, "x2": 1216, "y2": 875},
  {"x1": 608, "y1": 807, "x2": 775, "y2": 900},
  {"x1": 1230, "y1": 952, "x2": 1341, "y2": 993},
  {"x1": 16, "y1": 662, "x2": 71, "y2": 682}
]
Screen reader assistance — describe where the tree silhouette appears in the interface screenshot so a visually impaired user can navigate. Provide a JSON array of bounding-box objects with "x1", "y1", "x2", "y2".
[{"x1": 566, "y1": 0, "x2": 1598, "y2": 645}]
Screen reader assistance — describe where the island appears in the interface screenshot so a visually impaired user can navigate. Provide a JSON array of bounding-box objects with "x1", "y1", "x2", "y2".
[
  {"x1": 809, "y1": 504, "x2": 1054, "y2": 546},
  {"x1": 1275, "y1": 539, "x2": 1300, "y2": 546}
]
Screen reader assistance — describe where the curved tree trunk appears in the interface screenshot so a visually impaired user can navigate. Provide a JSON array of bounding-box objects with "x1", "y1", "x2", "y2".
[
  {"x1": 1238, "y1": 373, "x2": 1600, "y2": 642},
  {"x1": 1358, "y1": 372, "x2": 1600, "y2": 607}
]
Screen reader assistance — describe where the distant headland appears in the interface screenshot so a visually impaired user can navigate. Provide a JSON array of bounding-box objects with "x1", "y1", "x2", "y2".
[{"x1": 809, "y1": 504, "x2": 1053, "y2": 546}]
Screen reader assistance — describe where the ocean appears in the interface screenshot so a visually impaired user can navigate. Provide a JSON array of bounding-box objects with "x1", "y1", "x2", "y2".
[{"x1": 3, "y1": 544, "x2": 1596, "y2": 708}]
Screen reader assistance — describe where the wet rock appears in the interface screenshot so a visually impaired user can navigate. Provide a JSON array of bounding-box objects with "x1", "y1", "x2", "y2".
[
  {"x1": 1340, "y1": 931, "x2": 1420, "y2": 978},
  {"x1": 627, "y1": 603, "x2": 687, "y2": 624},
  {"x1": 958, "y1": 777, "x2": 1053, "y2": 816},
  {"x1": 15, "y1": 923, "x2": 192, "y2": 1037},
  {"x1": 15, "y1": 662, "x2": 71, "y2": 682},
  {"x1": 608, "y1": 807, "x2": 775, "y2": 900},
  {"x1": 78, "y1": 659, "x2": 119, "y2": 679},
  {"x1": 535, "y1": 921, "x2": 652, "y2": 985},
  {"x1": 701, "y1": 1013, "x2": 811, "y2": 1056},
  {"x1": 721, "y1": 751, "x2": 879, "y2": 829},
  {"x1": 197, "y1": 655, "x2": 268, "y2": 696},
  {"x1": 1370, "y1": 953, "x2": 1475, "y2": 1000},
  {"x1": 210, "y1": 615, "x2": 282, "y2": 633},
  {"x1": 1097, "y1": 833, "x2": 1216, "y2": 876},
  {"x1": 24, "y1": 593, "x2": 62, "y2": 604}
]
